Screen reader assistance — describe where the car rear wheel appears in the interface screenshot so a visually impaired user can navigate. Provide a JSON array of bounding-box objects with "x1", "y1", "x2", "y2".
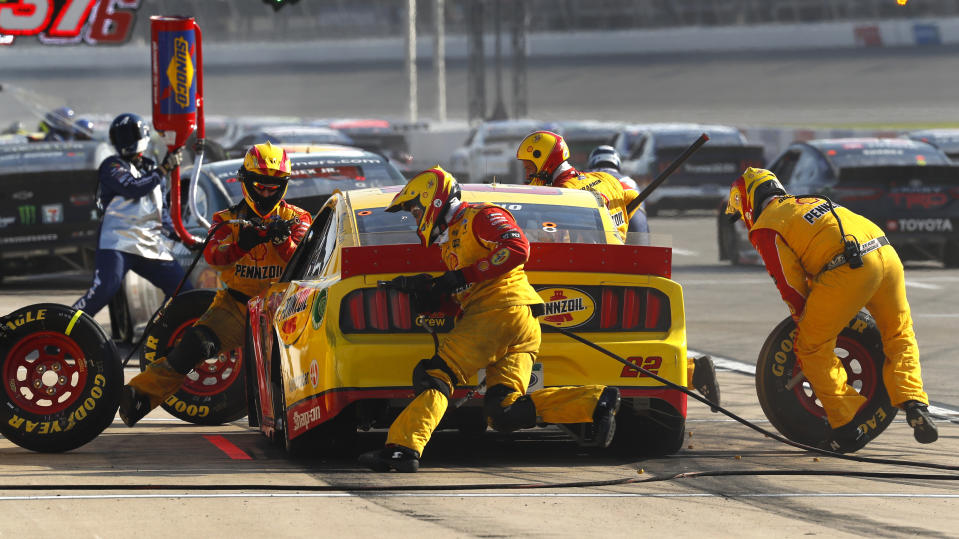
[
  {"x1": 139, "y1": 289, "x2": 247, "y2": 426},
  {"x1": 1, "y1": 304, "x2": 121, "y2": 452},
  {"x1": 755, "y1": 313, "x2": 896, "y2": 447},
  {"x1": 611, "y1": 397, "x2": 685, "y2": 456}
]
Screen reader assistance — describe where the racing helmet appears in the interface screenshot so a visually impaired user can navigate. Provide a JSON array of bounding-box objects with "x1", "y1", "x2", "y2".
[
  {"x1": 725, "y1": 167, "x2": 786, "y2": 229},
  {"x1": 586, "y1": 145, "x2": 621, "y2": 172},
  {"x1": 385, "y1": 165, "x2": 461, "y2": 247},
  {"x1": 516, "y1": 131, "x2": 569, "y2": 186},
  {"x1": 74, "y1": 118, "x2": 95, "y2": 141},
  {"x1": 109, "y1": 113, "x2": 151, "y2": 158},
  {"x1": 238, "y1": 141, "x2": 292, "y2": 218},
  {"x1": 39, "y1": 106, "x2": 76, "y2": 140}
]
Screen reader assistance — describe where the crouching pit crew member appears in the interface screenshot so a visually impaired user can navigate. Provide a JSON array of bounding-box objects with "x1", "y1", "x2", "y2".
[
  {"x1": 118, "y1": 142, "x2": 311, "y2": 426},
  {"x1": 359, "y1": 166, "x2": 621, "y2": 472},
  {"x1": 518, "y1": 131, "x2": 720, "y2": 410},
  {"x1": 726, "y1": 167, "x2": 937, "y2": 452}
]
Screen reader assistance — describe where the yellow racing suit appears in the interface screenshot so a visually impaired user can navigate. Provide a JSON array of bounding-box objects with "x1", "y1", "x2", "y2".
[
  {"x1": 749, "y1": 196, "x2": 928, "y2": 428},
  {"x1": 534, "y1": 167, "x2": 639, "y2": 240},
  {"x1": 387, "y1": 202, "x2": 607, "y2": 455},
  {"x1": 128, "y1": 201, "x2": 312, "y2": 407}
]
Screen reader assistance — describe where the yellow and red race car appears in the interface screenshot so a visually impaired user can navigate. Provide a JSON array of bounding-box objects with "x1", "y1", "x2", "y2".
[{"x1": 245, "y1": 183, "x2": 688, "y2": 456}]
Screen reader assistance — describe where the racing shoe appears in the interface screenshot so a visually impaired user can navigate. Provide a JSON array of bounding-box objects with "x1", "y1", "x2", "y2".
[
  {"x1": 587, "y1": 387, "x2": 621, "y2": 448},
  {"x1": 359, "y1": 444, "x2": 420, "y2": 473},
  {"x1": 118, "y1": 385, "x2": 152, "y2": 428},
  {"x1": 903, "y1": 400, "x2": 938, "y2": 444},
  {"x1": 692, "y1": 355, "x2": 721, "y2": 412},
  {"x1": 818, "y1": 415, "x2": 872, "y2": 454}
]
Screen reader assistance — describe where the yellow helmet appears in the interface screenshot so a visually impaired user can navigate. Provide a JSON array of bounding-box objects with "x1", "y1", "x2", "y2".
[
  {"x1": 516, "y1": 130, "x2": 569, "y2": 185},
  {"x1": 238, "y1": 141, "x2": 292, "y2": 218},
  {"x1": 725, "y1": 167, "x2": 786, "y2": 229},
  {"x1": 385, "y1": 165, "x2": 461, "y2": 247}
]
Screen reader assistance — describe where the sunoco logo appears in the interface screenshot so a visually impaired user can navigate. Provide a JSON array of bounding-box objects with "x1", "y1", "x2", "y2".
[
  {"x1": 166, "y1": 37, "x2": 195, "y2": 108},
  {"x1": 536, "y1": 287, "x2": 595, "y2": 328}
]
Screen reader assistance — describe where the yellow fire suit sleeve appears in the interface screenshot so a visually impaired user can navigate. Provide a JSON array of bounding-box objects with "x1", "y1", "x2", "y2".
[{"x1": 751, "y1": 228, "x2": 809, "y2": 321}]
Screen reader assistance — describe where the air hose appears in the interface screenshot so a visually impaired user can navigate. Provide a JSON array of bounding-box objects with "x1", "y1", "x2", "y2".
[{"x1": 554, "y1": 327, "x2": 959, "y2": 472}]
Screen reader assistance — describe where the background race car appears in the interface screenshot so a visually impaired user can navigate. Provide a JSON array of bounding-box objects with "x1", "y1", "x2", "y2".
[
  {"x1": 772, "y1": 138, "x2": 958, "y2": 267},
  {"x1": 246, "y1": 184, "x2": 689, "y2": 457},
  {"x1": 0, "y1": 140, "x2": 112, "y2": 285},
  {"x1": 448, "y1": 119, "x2": 560, "y2": 183},
  {"x1": 613, "y1": 123, "x2": 765, "y2": 216}
]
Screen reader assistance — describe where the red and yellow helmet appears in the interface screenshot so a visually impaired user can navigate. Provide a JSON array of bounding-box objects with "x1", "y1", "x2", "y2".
[
  {"x1": 386, "y1": 165, "x2": 461, "y2": 247},
  {"x1": 238, "y1": 141, "x2": 292, "y2": 218},
  {"x1": 726, "y1": 167, "x2": 786, "y2": 229},
  {"x1": 516, "y1": 130, "x2": 569, "y2": 185}
]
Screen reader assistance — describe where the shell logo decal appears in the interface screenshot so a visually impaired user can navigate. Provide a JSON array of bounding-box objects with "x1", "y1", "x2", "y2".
[{"x1": 536, "y1": 287, "x2": 595, "y2": 328}]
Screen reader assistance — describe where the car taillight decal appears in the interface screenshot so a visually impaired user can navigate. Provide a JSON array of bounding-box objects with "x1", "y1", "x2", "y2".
[{"x1": 340, "y1": 288, "x2": 454, "y2": 334}]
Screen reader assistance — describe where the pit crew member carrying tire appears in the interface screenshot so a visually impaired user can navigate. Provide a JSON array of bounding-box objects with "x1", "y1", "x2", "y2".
[
  {"x1": 585, "y1": 144, "x2": 649, "y2": 235},
  {"x1": 118, "y1": 142, "x2": 311, "y2": 427},
  {"x1": 359, "y1": 166, "x2": 621, "y2": 473},
  {"x1": 73, "y1": 113, "x2": 190, "y2": 317},
  {"x1": 725, "y1": 167, "x2": 937, "y2": 452},
  {"x1": 518, "y1": 132, "x2": 720, "y2": 411}
]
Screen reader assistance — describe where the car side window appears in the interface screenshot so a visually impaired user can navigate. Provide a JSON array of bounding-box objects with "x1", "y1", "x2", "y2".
[
  {"x1": 769, "y1": 149, "x2": 800, "y2": 183},
  {"x1": 304, "y1": 207, "x2": 340, "y2": 279},
  {"x1": 278, "y1": 205, "x2": 334, "y2": 282},
  {"x1": 463, "y1": 128, "x2": 477, "y2": 147},
  {"x1": 792, "y1": 149, "x2": 824, "y2": 188},
  {"x1": 628, "y1": 134, "x2": 647, "y2": 160}
]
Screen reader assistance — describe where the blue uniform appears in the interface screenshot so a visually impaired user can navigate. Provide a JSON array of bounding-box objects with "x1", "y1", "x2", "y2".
[{"x1": 73, "y1": 155, "x2": 190, "y2": 316}]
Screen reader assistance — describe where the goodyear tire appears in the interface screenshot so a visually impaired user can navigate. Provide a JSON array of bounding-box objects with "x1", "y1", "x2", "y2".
[
  {"x1": 755, "y1": 312, "x2": 897, "y2": 446},
  {"x1": 139, "y1": 289, "x2": 246, "y2": 426},
  {"x1": 0, "y1": 303, "x2": 121, "y2": 452}
]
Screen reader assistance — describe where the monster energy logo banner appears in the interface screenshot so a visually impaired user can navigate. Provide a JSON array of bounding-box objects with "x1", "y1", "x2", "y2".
[{"x1": 18, "y1": 205, "x2": 36, "y2": 225}]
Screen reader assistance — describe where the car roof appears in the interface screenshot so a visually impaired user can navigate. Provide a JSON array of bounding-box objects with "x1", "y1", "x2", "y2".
[
  {"x1": 802, "y1": 137, "x2": 940, "y2": 152},
  {"x1": 197, "y1": 145, "x2": 387, "y2": 175},
  {"x1": 0, "y1": 140, "x2": 112, "y2": 172},
  {"x1": 256, "y1": 125, "x2": 346, "y2": 137},
  {"x1": 620, "y1": 122, "x2": 740, "y2": 135},
  {"x1": 345, "y1": 183, "x2": 606, "y2": 211},
  {"x1": 555, "y1": 120, "x2": 623, "y2": 138}
]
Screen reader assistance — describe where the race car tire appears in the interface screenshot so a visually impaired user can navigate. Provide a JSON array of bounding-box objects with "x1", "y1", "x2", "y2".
[
  {"x1": 138, "y1": 289, "x2": 246, "y2": 426},
  {"x1": 0, "y1": 303, "x2": 121, "y2": 453},
  {"x1": 611, "y1": 397, "x2": 685, "y2": 457},
  {"x1": 755, "y1": 312, "x2": 897, "y2": 447}
]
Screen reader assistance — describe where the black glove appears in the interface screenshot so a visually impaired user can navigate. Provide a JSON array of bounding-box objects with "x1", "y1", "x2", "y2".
[
  {"x1": 381, "y1": 273, "x2": 434, "y2": 294},
  {"x1": 266, "y1": 218, "x2": 295, "y2": 245},
  {"x1": 158, "y1": 148, "x2": 184, "y2": 176},
  {"x1": 430, "y1": 270, "x2": 467, "y2": 297},
  {"x1": 381, "y1": 273, "x2": 437, "y2": 314},
  {"x1": 237, "y1": 223, "x2": 268, "y2": 251}
]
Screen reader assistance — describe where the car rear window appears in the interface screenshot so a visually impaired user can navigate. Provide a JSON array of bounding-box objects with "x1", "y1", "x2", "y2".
[
  {"x1": 354, "y1": 202, "x2": 607, "y2": 245},
  {"x1": 823, "y1": 141, "x2": 951, "y2": 168},
  {"x1": 653, "y1": 131, "x2": 743, "y2": 148}
]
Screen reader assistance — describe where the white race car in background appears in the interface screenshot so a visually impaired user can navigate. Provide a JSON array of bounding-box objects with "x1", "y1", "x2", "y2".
[{"x1": 448, "y1": 119, "x2": 558, "y2": 183}]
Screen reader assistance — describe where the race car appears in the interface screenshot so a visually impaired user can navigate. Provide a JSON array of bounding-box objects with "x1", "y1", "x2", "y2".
[
  {"x1": 223, "y1": 125, "x2": 355, "y2": 159},
  {"x1": 555, "y1": 120, "x2": 623, "y2": 170},
  {"x1": 448, "y1": 119, "x2": 559, "y2": 183},
  {"x1": 314, "y1": 119, "x2": 416, "y2": 177},
  {"x1": 245, "y1": 184, "x2": 689, "y2": 457},
  {"x1": 717, "y1": 137, "x2": 959, "y2": 267},
  {"x1": 0, "y1": 140, "x2": 112, "y2": 284},
  {"x1": 612, "y1": 123, "x2": 765, "y2": 215}
]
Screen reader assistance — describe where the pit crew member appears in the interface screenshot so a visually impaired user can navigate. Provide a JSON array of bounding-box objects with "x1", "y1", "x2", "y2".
[
  {"x1": 118, "y1": 142, "x2": 312, "y2": 426},
  {"x1": 726, "y1": 167, "x2": 937, "y2": 451},
  {"x1": 585, "y1": 144, "x2": 649, "y2": 234},
  {"x1": 73, "y1": 113, "x2": 188, "y2": 317},
  {"x1": 359, "y1": 166, "x2": 621, "y2": 472}
]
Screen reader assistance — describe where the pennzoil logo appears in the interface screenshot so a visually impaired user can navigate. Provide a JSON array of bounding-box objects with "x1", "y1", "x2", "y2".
[
  {"x1": 536, "y1": 287, "x2": 595, "y2": 328},
  {"x1": 166, "y1": 36, "x2": 195, "y2": 108}
]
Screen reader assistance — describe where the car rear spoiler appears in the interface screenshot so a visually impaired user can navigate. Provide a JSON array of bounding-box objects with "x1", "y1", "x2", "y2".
[{"x1": 341, "y1": 243, "x2": 672, "y2": 281}]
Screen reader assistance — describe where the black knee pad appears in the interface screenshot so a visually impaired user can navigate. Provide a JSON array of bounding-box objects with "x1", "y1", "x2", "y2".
[
  {"x1": 167, "y1": 324, "x2": 221, "y2": 375},
  {"x1": 484, "y1": 384, "x2": 537, "y2": 433},
  {"x1": 412, "y1": 355, "x2": 456, "y2": 399}
]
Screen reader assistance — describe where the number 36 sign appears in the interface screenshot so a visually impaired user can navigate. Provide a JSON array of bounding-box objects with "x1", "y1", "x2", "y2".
[{"x1": 0, "y1": 0, "x2": 141, "y2": 45}]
